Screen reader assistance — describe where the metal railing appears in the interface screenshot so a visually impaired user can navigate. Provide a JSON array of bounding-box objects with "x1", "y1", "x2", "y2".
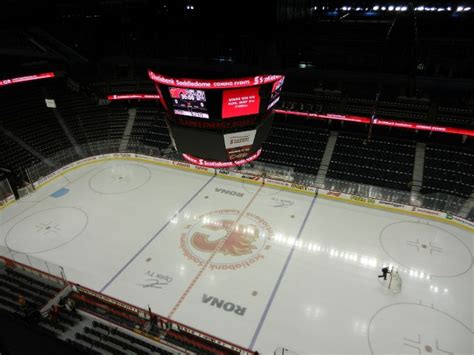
[{"x1": 0, "y1": 245, "x2": 66, "y2": 285}]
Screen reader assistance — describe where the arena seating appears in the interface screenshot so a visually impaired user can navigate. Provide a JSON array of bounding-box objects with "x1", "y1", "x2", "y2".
[
  {"x1": 4, "y1": 267, "x2": 61, "y2": 294},
  {"x1": 345, "y1": 97, "x2": 430, "y2": 122},
  {"x1": 90, "y1": 79, "x2": 156, "y2": 97},
  {"x1": 65, "y1": 338, "x2": 102, "y2": 355},
  {"x1": 327, "y1": 133, "x2": 416, "y2": 191},
  {"x1": 89, "y1": 317, "x2": 234, "y2": 355},
  {"x1": 83, "y1": 325, "x2": 161, "y2": 355},
  {"x1": 260, "y1": 118, "x2": 329, "y2": 175},
  {"x1": 281, "y1": 91, "x2": 339, "y2": 114},
  {"x1": 47, "y1": 82, "x2": 129, "y2": 150},
  {"x1": 0, "y1": 77, "x2": 472, "y2": 218},
  {"x1": 91, "y1": 321, "x2": 179, "y2": 354},
  {"x1": 436, "y1": 106, "x2": 474, "y2": 127},
  {"x1": 75, "y1": 332, "x2": 127, "y2": 355},
  {"x1": 0, "y1": 131, "x2": 39, "y2": 173},
  {"x1": 0, "y1": 267, "x2": 82, "y2": 337},
  {"x1": 129, "y1": 108, "x2": 171, "y2": 150},
  {"x1": 0, "y1": 84, "x2": 73, "y2": 170},
  {"x1": 422, "y1": 143, "x2": 474, "y2": 198},
  {"x1": 467, "y1": 208, "x2": 474, "y2": 221},
  {"x1": 279, "y1": 91, "x2": 473, "y2": 128},
  {"x1": 0, "y1": 263, "x2": 189, "y2": 354},
  {"x1": 2, "y1": 79, "x2": 470, "y2": 206},
  {"x1": 0, "y1": 273, "x2": 52, "y2": 306},
  {"x1": 0, "y1": 308, "x2": 89, "y2": 355}
]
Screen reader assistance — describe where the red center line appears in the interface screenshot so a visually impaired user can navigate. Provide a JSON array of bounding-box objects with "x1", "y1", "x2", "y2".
[{"x1": 168, "y1": 184, "x2": 264, "y2": 319}]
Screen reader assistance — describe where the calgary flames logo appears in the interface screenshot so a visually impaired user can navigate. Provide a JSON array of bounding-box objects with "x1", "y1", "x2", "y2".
[
  {"x1": 180, "y1": 209, "x2": 273, "y2": 270},
  {"x1": 190, "y1": 220, "x2": 258, "y2": 256}
]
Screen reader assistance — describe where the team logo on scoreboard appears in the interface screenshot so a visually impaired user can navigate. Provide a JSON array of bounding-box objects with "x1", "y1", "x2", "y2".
[{"x1": 180, "y1": 209, "x2": 273, "y2": 270}]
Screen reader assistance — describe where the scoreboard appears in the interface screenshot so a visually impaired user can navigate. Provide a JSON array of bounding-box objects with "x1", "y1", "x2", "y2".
[{"x1": 148, "y1": 70, "x2": 284, "y2": 165}]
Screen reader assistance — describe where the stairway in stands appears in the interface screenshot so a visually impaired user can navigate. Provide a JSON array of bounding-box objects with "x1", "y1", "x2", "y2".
[{"x1": 315, "y1": 131, "x2": 339, "y2": 187}]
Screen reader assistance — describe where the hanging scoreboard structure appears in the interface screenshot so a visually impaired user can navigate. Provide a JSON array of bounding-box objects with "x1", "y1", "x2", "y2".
[{"x1": 148, "y1": 70, "x2": 284, "y2": 166}]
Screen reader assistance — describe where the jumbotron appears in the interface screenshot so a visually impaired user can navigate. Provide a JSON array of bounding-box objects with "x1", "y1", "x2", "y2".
[{"x1": 149, "y1": 70, "x2": 285, "y2": 167}]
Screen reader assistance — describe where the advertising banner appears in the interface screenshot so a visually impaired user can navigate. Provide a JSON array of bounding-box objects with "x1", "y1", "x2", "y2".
[
  {"x1": 107, "y1": 94, "x2": 160, "y2": 100},
  {"x1": 148, "y1": 70, "x2": 284, "y2": 89},
  {"x1": 0, "y1": 72, "x2": 55, "y2": 87},
  {"x1": 223, "y1": 129, "x2": 257, "y2": 160},
  {"x1": 222, "y1": 87, "x2": 260, "y2": 119}
]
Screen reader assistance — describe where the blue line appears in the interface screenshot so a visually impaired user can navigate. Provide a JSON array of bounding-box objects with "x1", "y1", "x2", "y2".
[
  {"x1": 249, "y1": 194, "x2": 317, "y2": 349},
  {"x1": 100, "y1": 175, "x2": 215, "y2": 293}
]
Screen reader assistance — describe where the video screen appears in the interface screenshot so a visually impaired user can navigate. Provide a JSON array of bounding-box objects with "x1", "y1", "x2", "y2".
[
  {"x1": 222, "y1": 87, "x2": 260, "y2": 119},
  {"x1": 267, "y1": 77, "x2": 284, "y2": 110},
  {"x1": 169, "y1": 87, "x2": 209, "y2": 119}
]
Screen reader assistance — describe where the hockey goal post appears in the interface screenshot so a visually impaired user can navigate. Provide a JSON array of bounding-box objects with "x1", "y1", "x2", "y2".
[
  {"x1": 17, "y1": 183, "x2": 34, "y2": 199},
  {"x1": 388, "y1": 268, "x2": 402, "y2": 293}
]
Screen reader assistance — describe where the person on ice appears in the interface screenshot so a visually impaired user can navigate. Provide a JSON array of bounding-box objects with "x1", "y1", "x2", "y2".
[{"x1": 378, "y1": 267, "x2": 391, "y2": 280}]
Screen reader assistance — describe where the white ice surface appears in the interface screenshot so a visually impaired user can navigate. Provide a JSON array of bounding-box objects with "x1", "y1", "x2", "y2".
[{"x1": 0, "y1": 160, "x2": 472, "y2": 354}]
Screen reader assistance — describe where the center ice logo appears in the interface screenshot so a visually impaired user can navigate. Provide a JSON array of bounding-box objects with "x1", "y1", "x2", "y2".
[
  {"x1": 191, "y1": 219, "x2": 258, "y2": 256},
  {"x1": 180, "y1": 209, "x2": 273, "y2": 270}
]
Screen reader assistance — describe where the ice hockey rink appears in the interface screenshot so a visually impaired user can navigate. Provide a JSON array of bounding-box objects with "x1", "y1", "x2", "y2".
[{"x1": 1, "y1": 159, "x2": 472, "y2": 354}]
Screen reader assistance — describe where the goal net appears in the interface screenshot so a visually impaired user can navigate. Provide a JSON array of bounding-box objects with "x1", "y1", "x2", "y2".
[
  {"x1": 388, "y1": 269, "x2": 402, "y2": 294},
  {"x1": 274, "y1": 347, "x2": 299, "y2": 355},
  {"x1": 18, "y1": 183, "x2": 34, "y2": 199}
]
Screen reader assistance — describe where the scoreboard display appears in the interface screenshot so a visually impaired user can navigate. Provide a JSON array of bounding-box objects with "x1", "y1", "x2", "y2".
[
  {"x1": 148, "y1": 70, "x2": 284, "y2": 165},
  {"x1": 168, "y1": 87, "x2": 209, "y2": 118}
]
